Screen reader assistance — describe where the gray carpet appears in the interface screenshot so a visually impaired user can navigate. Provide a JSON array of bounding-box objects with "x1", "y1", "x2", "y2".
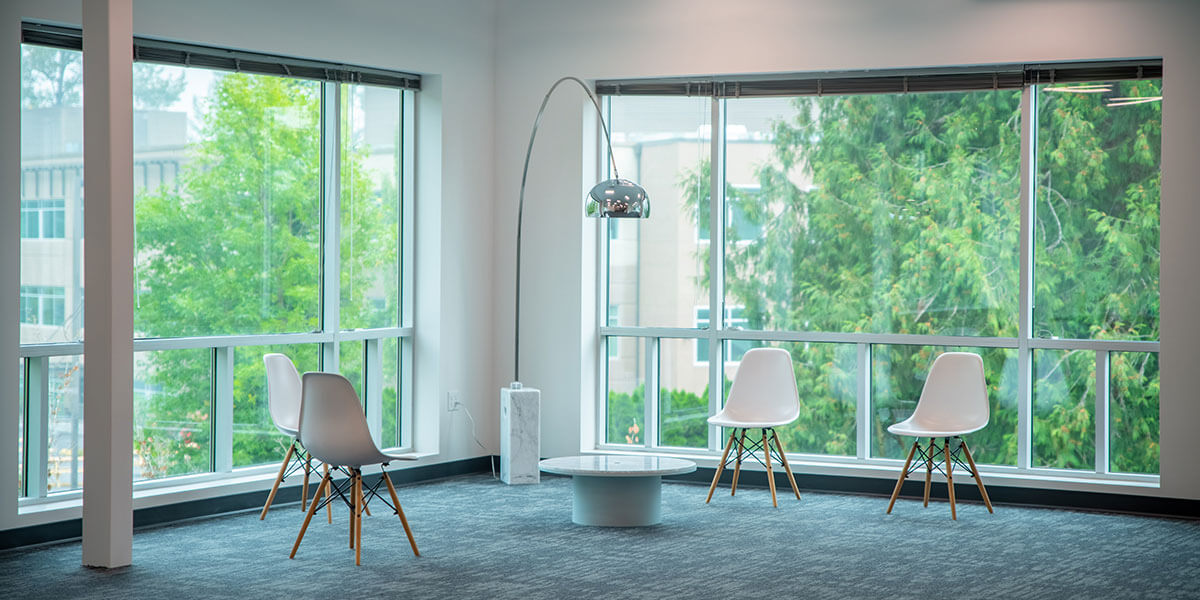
[{"x1": 2, "y1": 474, "x2": 1199, "y2": 599}]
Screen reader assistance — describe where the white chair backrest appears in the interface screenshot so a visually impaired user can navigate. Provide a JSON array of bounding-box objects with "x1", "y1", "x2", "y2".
[
  {"x1": 264, "y1": 353, "x2": 302, "y2": 434},
  {"x1": 909, "y1": 352, "x2": 989, "y2": 432},
  {"x1": 298, "y1": 372, "x2": 381, "y2": 468},
  {"x1": 722, "y1": 347, "x2": 800, "y2": 424}
]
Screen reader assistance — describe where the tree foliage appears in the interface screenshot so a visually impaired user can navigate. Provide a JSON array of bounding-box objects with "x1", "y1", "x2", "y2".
[
  {"x1": 655, "y1": 83, "x2": 1160, "y2": 472},
  {"x1": 133, "y1": 73, "x2": 398, "y2": 475}
]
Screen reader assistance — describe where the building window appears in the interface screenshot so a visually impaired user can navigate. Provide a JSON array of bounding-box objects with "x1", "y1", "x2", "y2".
[
  {"x1": 20, "y1": 285, "x2": 65, "y2": 326},
  {"x1": 599, "y1": 62, "x2": 1161, "y2": 479},
  {"x1": 20, "y1": 198, "x2": 65, "y2": 239}
]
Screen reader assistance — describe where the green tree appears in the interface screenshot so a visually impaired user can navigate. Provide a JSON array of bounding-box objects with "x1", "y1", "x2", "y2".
[
  {"x1": 134, "y1": 72, "x2": 397, "y2": 474},
  {"x1": 675, "y1": 82, "x2": 1159, "y2": 472},
  {"x1": 21, "y1": 45, "x2": 184, "y2": 110}
]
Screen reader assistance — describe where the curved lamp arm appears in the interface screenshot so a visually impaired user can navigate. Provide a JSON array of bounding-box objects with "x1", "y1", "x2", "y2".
[{"x1": 514, "y1": 77, "x2": 621, "y2": 385}]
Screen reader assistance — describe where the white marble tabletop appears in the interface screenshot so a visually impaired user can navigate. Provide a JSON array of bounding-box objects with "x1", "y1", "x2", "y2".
[{"x1": 538, "y1": 455, "x2": 696, "y2": 478}]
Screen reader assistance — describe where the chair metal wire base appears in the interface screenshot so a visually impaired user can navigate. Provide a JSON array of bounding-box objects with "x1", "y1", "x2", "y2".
[
  {"x1": 705, "y1": 427, "x2": 801, "y2": 507},
  {"x1": 885, "y1": 436, "x2": 995, "y2": 520}
]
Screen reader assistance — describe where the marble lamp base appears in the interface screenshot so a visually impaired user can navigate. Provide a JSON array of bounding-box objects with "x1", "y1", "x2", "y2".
[{"x1": 500, "y1": 384, "x2": 540, "y2": 484}]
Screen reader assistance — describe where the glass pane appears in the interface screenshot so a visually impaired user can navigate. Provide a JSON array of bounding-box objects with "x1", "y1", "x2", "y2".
[
  {"x1": 1034, "y1": 80, "x2": 1161, "y2": 341},
  {"x1": 721, "y1": 92, "x2": 1020, "y2": 335},
  {"x1": 605, "y1": 337, "x2": 645, "y2": 445},
  {"x1": 134, "y1": 66, "x2": 321, "y2": 338},
  {"x1": 134, "y1": 349, "x2": 211, "y2": 480},
  {"x1": 47, "y1": 355, "x2": 84, "y2": 493},
  {"x1": 606, "y1": 96, "x2": 711, "y2": 328},
  {"x1": 658, "y1": 338, "x2": 708, "y2": 449},
  {"x1": 340, "y1": 83, "x2": 401, "y2": 330},
  {"x1": 381, "y1": 337, "x2": 400, "y2": 449},
  {"x1": 872, "y1": 345, "x2": 1017, "y2": 466},
  {"x1": 339, "y1": 341, "x2": 365, "y2": 408},
  {"x1": 20, "y1": 45, "x2": 84, "y2": 344},
  {"x1": 1109, "y1": 351, "x2": 1159, "y2": 474},
  {"x1": 771, "y1": 342, "x2": 856, "y2": 457},
  {"x1": 17, "y1": 358, "x2": 25, "y2": 497},
  {"x1": 232, "y1": 344, "x2": 319, "y2": 468},
  {"x1": 1032, "y1": 349, "x2": 1095, "y2": 470}
]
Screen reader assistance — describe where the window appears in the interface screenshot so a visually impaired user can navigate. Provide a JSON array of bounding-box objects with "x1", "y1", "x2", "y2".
[
  {"x1": 20, "y1": 285, "x2": 65, "y2": 326},
  {"x1": 694, "y1": 306, "x2": 751, "y2": 363},
  {"x1": 599, "y1": 61, "x2": 1160, "y2": 479},
  {"x1": 19, "y1": 43, "x2": 83, "y2": 346},
  {"x1": 18, "y1": 25, "x2": 418, "y2": 498},
  {"x1": 20, "y1": 199, "x2": 65, "y2": 239}
]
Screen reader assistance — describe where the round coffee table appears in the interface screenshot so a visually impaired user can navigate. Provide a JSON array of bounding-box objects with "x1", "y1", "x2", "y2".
[{"x1": 538, "y1": 455, "x2": 696, "y2": 526}]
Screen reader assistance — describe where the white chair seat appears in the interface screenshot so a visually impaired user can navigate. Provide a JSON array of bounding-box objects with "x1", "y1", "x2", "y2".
[
  {"x1": 887, "y1": 418, "x2": 985, "y2": 439},
  {"x1": 708, "y1": 414, "x2": 795, "y2": 429}
]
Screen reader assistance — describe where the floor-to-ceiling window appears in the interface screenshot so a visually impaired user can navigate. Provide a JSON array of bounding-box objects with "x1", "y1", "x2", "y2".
[
  {"x1": 598, "y1": 61, "x2": 1161, "y2": 483},
  {"x1": 17, "y1": 23, "x2": 417, "y2": 501}
]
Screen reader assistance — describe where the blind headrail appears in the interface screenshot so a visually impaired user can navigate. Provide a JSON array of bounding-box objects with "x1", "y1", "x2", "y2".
[
  {"x1": 21, "y1": 21, "x2": 421, "y2": 91},
  {"x1": 597, "y1": 59, "x2": 1162, "y2": 98}
]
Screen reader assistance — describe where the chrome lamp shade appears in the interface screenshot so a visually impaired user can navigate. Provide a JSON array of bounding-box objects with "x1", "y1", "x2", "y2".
[{"x1": 585, "y1": 178, "x2": 650, "y2": 219}]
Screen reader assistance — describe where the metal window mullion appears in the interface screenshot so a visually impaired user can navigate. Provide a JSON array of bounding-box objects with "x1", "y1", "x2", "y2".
[
  {"x1": 707, "y1": 95, "x2": 724, "y2": 452},
  {"x1": 400, "y1": 89, "x2": 416, "y2": 330},
  {"x1": 856, "y1": 343, "x2": 870, "y2": 459},
  {"x1": 213, "y1": 346, "x2": 233, "y2": 473},
  {"x1": 645, "y1": 337, "x2": 658, "y2": 449},
  {"x1": 398, "y1": 88, "x2": 415, "y2": 449},
  {"x1": 365, "y1": 338, "x2": 382, "y2": 445},
  {"x1": 1017, "y1": 85, "x2": 1036, "y2": 471},
  {"x1": 400, "y1": 336, "x2": 414, "y2": 449},
  {"x1": 1095, "y1": 349, "x2": 1110, "y2": 475},
  {"x1": 25, "y1": 357, "x2": 49, "y2": 498},
  {"x1": 320, "y1": 81, "x2": 342, "y2": 371}
]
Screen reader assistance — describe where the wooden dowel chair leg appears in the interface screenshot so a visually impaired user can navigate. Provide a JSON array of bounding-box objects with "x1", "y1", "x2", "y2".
[
  {"x1": 887, "y1": 441, "x2": 919, "y2": 514},
  {"x1": 770, "y1": 430, "x2": 801, "y2": 501},
  {"x1": 301, "y1": 455, "x2": 311, "y2": 511},
  {"x1": 706, "y1": 430, "x2": 737, "y2": 503},
  {"x1": 762, "y1": 429, "x2": 778, "y2": 507},
  {"x1": 959, "y1": 439, "x2": 994, "y2": 513},
  {"x1": 324, "y1": 463, "x2": 333, "y2": 524},
  {"x1": 350, "y1": 471, "x2": 358, "y2": 550},
  {"x1": 923, "y1": 438, "x2": 934, "y2": 508},
  {"x1": 382, "y1": 470, "x2": 419, "y2": 557},
  {"x1": 731, "y1": 429, "x2": 747, "y2": 496},
  {"x1": 261, "y1": 440, "x2": 297, "y2": 520},
  {"x1": 355, "y1": 472, "x2": 363, "y2": 566},
  {"x1": 290, "y1": 473, "x2": 330, "y2": 559},
  {"x1": 945, "y1": 438, "x2": 957, "y2": 520}
]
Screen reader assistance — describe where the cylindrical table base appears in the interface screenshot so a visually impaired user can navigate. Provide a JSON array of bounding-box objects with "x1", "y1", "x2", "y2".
[{"x1": 571, "y1": 475, "x2": 662, "y2": 527}]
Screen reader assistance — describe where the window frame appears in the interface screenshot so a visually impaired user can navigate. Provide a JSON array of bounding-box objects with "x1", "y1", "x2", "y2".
[
  {"x1": 596, "y1": 63, "x2": 1161, "y2": 486},
  {"x1": 16, "y1": 35, "x2": 418, "y2": 505}
]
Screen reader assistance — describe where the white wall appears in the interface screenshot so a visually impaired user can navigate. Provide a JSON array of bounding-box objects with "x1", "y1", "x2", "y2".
[
  {"x1": 1, "y1": 0, "x2": 499, "y2": 530},
  {"x1": 493, "y1": 0, "x2": 1200, "y2": 500}
]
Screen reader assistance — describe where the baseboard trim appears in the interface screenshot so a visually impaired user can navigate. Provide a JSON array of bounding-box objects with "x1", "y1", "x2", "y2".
[
  {"x1": 0, "y1": 456, "x2": 494, "y2": 552},
  {"x1": 671, "y1": 467, "x2": 1200, "y2": 519}
]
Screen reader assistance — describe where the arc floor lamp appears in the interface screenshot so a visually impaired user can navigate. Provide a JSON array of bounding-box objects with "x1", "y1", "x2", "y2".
[{"x1": 500, "y1": 76, "x2": 650, "y2": 484}]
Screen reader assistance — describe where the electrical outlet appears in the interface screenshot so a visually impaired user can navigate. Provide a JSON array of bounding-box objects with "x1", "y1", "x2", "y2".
[{"x1": 447, "y1": 390, "x2": 460, "y2": 411}]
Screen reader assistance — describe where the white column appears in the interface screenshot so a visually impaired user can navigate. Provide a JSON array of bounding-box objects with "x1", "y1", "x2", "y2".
[
  {"x1": 82, "y1": 0, "x2": 135, "y2": 569},
  {"x1": 0, "y1": 12, "x2": 20, "y2": 531}
]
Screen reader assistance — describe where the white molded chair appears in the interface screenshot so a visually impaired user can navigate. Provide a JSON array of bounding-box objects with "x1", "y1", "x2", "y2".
[
  {"x1": 290, "y1": 372, "x2": 419, "y2": 565},
  {"x1": 260, "y1": 353, "x2": 326, "y2": 520},
  {"x1": 885, "y1": 352, "x2": 995, "y2": 520},
  {"x1": 704, "y1": 347, "x2": 802, "y2": 507}
]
